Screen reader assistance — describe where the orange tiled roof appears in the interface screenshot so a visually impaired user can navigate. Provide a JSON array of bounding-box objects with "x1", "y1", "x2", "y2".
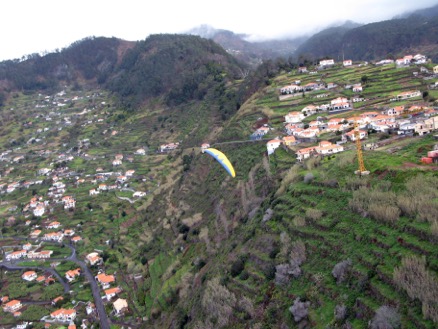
[{"x1": 96, "y1": 273, "x2": 115, "y2": 283}]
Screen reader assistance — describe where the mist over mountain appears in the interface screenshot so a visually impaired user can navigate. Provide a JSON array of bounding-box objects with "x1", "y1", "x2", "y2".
[
  {"x1": 188, "y1": 25, "x2": 307, "y2": 66},
  {"x1": 295, "y1": 14, "x2": 438, "y2": 62},
  {"x1": 394, "y1": 2, "x2": 438, "y2": 19}
]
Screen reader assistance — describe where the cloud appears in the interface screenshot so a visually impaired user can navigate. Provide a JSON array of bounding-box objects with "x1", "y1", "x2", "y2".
[{"x1": 1, "y1": 0, "x2": 437, "y2": 61}]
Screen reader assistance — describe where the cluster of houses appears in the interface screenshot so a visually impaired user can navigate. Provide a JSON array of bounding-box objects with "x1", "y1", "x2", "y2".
[
  {"x1": 4, "y1": 242, "x2": 54, "y2": 261},
  {"x1": 160, "y1": 142, "x2": 180, "y2": 153},
  {"x1": 63, "y1": 262, "x2": 126, "y2": 314},
  {"x1": 94, "y1": 271, "x2": 127, "y2": 315},
  {"x1": 21, "y1": 270, "x2": 56, "y2": 285},
  {"x1": 0, "y1": 91, "x2": 154, "y2": 328},
  {"x1": 263, "y1": 102, "x2": 438, "y2": 160},
  {"x1": 294, "y1": 53, "x2": 434, "y2": 77},
  {"x1": 88, "y1": 168, "x2": 147, "y2": 198}
]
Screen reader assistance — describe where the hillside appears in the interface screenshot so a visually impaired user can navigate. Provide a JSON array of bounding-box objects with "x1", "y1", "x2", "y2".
[
  {"x1": 0, "y1": 37, "x2": 134, "y2": 92},
  {"x1": 296, "y1": 15, "x2": 438, "y2": 62},
  {"x1": 188, "y1": 25, "x2": 307, "y2": 67},
  {"x1": 0, "y1": 38, "x2": 438, "y2": 329}
]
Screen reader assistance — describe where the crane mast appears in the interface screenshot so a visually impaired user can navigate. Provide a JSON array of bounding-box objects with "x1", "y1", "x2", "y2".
[{"x1": 354, "y1": 121, "x2": 370, "y2": 175}]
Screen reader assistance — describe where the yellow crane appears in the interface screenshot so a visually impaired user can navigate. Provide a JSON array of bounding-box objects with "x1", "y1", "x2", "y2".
[{"x1": 354, "y1": 120, "x2": 370, "y2": 175}]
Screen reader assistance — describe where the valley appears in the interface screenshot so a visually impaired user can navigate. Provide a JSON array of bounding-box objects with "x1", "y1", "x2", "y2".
[{"x1": 0, "y1": 36, "x2": 437, "y2": 329}]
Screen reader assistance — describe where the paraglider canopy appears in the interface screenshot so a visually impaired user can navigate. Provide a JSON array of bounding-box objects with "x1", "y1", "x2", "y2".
[{"x1": 204, "y1": 148, "x2": 236, "y2": 178}]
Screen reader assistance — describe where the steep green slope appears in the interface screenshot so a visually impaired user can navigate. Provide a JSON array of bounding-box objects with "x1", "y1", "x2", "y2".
[
  {"x1": 0, "y1": 37, "x2": 128, "y2": 91},
  {"x1": 0, "y1": 38, "x2": 437, "y2": 329},
  {"x1": 107, "y1": 34, "x2": 245, "y2": 109},
  {"x1": 296, "y1": 15, "x2": 438, "y2": 62}
]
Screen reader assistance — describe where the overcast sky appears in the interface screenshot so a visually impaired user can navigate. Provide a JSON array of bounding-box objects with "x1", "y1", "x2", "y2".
[{"x1": 1, "y1": 0, "x2": 437, "y2": 61}]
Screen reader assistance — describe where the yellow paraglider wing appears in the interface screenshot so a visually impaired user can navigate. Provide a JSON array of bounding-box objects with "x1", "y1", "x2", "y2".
[{"x1": 204, "y1": 148, "x2": 236, "y2": 178}]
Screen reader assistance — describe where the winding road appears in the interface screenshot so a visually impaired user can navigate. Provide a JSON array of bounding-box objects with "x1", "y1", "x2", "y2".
[{"x1": 0, "y1": 239, "x2": 110, "y2": 329}]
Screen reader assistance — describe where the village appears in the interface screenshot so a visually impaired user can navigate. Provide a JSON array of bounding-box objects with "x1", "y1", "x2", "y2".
[
  {"x1": 0, "y1": 89, "x2": 156, "y2": 329},
  {"x1": 258, "y1": 55, "x2": 438, "y2": 163},
  {"x1": 0, "y1": 54, "x2": 438, "y2": 329}
]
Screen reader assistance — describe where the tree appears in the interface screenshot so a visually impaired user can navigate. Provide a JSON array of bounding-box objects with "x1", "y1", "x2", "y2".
[
  {"x1": 370, "y1": 306, "x2": 400, "y2": 329},
  {"x1": 332, "y1": 259, "x2": 352, "y2": 284},
  {"x1": 289, "y1": 298, "x2": 310, "y2": 322},
  {"x1": 361, "y1": 75, "x2": 368, "y2": 85}
]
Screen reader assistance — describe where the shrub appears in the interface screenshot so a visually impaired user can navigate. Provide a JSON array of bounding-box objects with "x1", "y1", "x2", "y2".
[
  {"x1": 332, "y1": 259, "x2": 352, "y2": 284},
  {"x1": 293, "y1": 216, "x2": 306, "y2": 227},
  {"x1": 230, "y1": 258, "x2": 245, "y2": 277},
  {"x1": 305, "y1": 208, "x2": 322, "y2": 221},
  {"x1": 344, "y1": 176, "x2": 369, "y2": 191},
  {"x1": 431, "y1": 220, "x2": 438, "y2": 237},
  {"x1": 290, "y1": 240, "x2": 306, "y2": 265},
  {"x1": 263, "y1": 263, "x2": 276, "y2": 280},
  {"x1": 417, "y1": 201, "x2": 438, "y2": 223},
  {"x1": 275, "y1": 164, "x2": 301, "y2": 197},
  {"x1": 370, "y1": 306, "x2": 401, "y2": 329},
  {"x1": 334, "y1": 304, "x2": 347, "y2": 321},
  {"x1": 368, "y1": 204, "x2": 400, "y2": 223},
  {"x1": 394, "y1": 255, "x2": 438, "y2": 322},
  {"x1": 397, "y1": 195, "x2": 417, "y2": 217},
  {"x1": 239, "y1": 270, "x2": 249, "y2": 281},
  {"x1": 275, "y1": 263, "x2": 293, "y2": 286},
  {"x1": 305, "y1": 156, "x2": 321, "y2": 170},
  {"x1": 201, "y1": 278, "x2": 237, "y2": 328},
  {"x1": 303, "y1": 172, "x2": 314, "y2": 184},
  {"x1": 289, "y1": 298, "x2": 310, "y2": 322}
]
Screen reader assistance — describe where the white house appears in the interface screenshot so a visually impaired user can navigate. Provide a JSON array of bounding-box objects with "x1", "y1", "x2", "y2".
[
  {"x1": 384, "y1": 106, "x2": 404, "y2": 116},
  {"x1": 22, "y1": 271, "x2": 37, "y2": 281},
  {"x1": 112, "y1": 159, "x2": 122, "y2": 166},
  {"x1": 352, "y1": 84, "x2": 363, "y2": 93},
  {"x1": 315, "y1": 141, "x2": 344, "y2": 155},
  {"x1": 47, "y1": 221, "x2": 61, "y2": 229},
  {"x1": 96, "y1": 273, "x2": 116, "y2": 289},
  {"x1": 33, "y1": 206, "x2": 45, "y2": 217},
  {"x1": 160, "y1": 142, "x2": 179, "y2": 152},
  {"x1": 42, "y1": 232, "x2": 64, "y2": 243},
  {"x1": 343, "y1": 60, "x2": 352, "y2": 66},
  {"x1": 134, "y1": 148, "x2": 146, "y2": 155},
  {"x1": 89, "y1": 189, "x2": 100, "y2": 196},
  {"x1": 38, "y1": 168, "x2": 51, "y2": 175},
  {"x1": 413, "y1": 54, "x2": 427, "y2": 64},
  {"x1": 284, "y1": 111, "x2": 305, "y2": 123},
  {"x1": 6, "y1": 250, "x2": 27, "y2": 261},
  {"x1": 296, "y1": 147, "x2": 317, "y2": 161},
  {"x1": 398, "y1": 122, "x2": 416, "y2": 135},
  {"x1": 63, "y1": 196, "x2": 76, "y2": 209},
  {"x1": 331, "y1": 97, "x2": 349, "y2": 105},
  {"x1": 27, "y1": 250, "x2": 53, "y2": 259},
  {"x1": 50, "y1": 308, "x2": 77, "y2": 322},
  {"x1": 65, "y1": 268, "x2": 81, "y2": 282},
  {"x1": 376, "y1": 59, "x2": 394, "y2": 66},
  {"x1": 104, "y1": 287, "x2": 122, "y2": 301},
  {"x1": 296, "y1": 129, "x2": 318, "y2": 138},
  {"x1": 125, "y1": 170, "x2": 135, "y2": 177},
  {"x1": 2, "y1": 300, "x2": 22, "y2": 313},
  {"x1": 280, "y1": 84, "x2": 303, "y2": 94},
  {"x1": 301, "y1": 105, "x2": 318, "y2": 115},
  {"x1": 346, "y1": 129, "x2": 368, "y2": 141},
  {"x1": 319, "y1": 59, "x2": 335, "y2": 66},
  {"x1": 267, "y1": 139, "x2": 282, "y2": 155},
  {"x1": 113, "y1": 298, "x2": 128, "y2": 315},
  {"x1": 87, "y1": 252, "x2": 102, "y2": 266},
  {"x1": 396, "y1": 90, "x2": 421, "y2": 100}
]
